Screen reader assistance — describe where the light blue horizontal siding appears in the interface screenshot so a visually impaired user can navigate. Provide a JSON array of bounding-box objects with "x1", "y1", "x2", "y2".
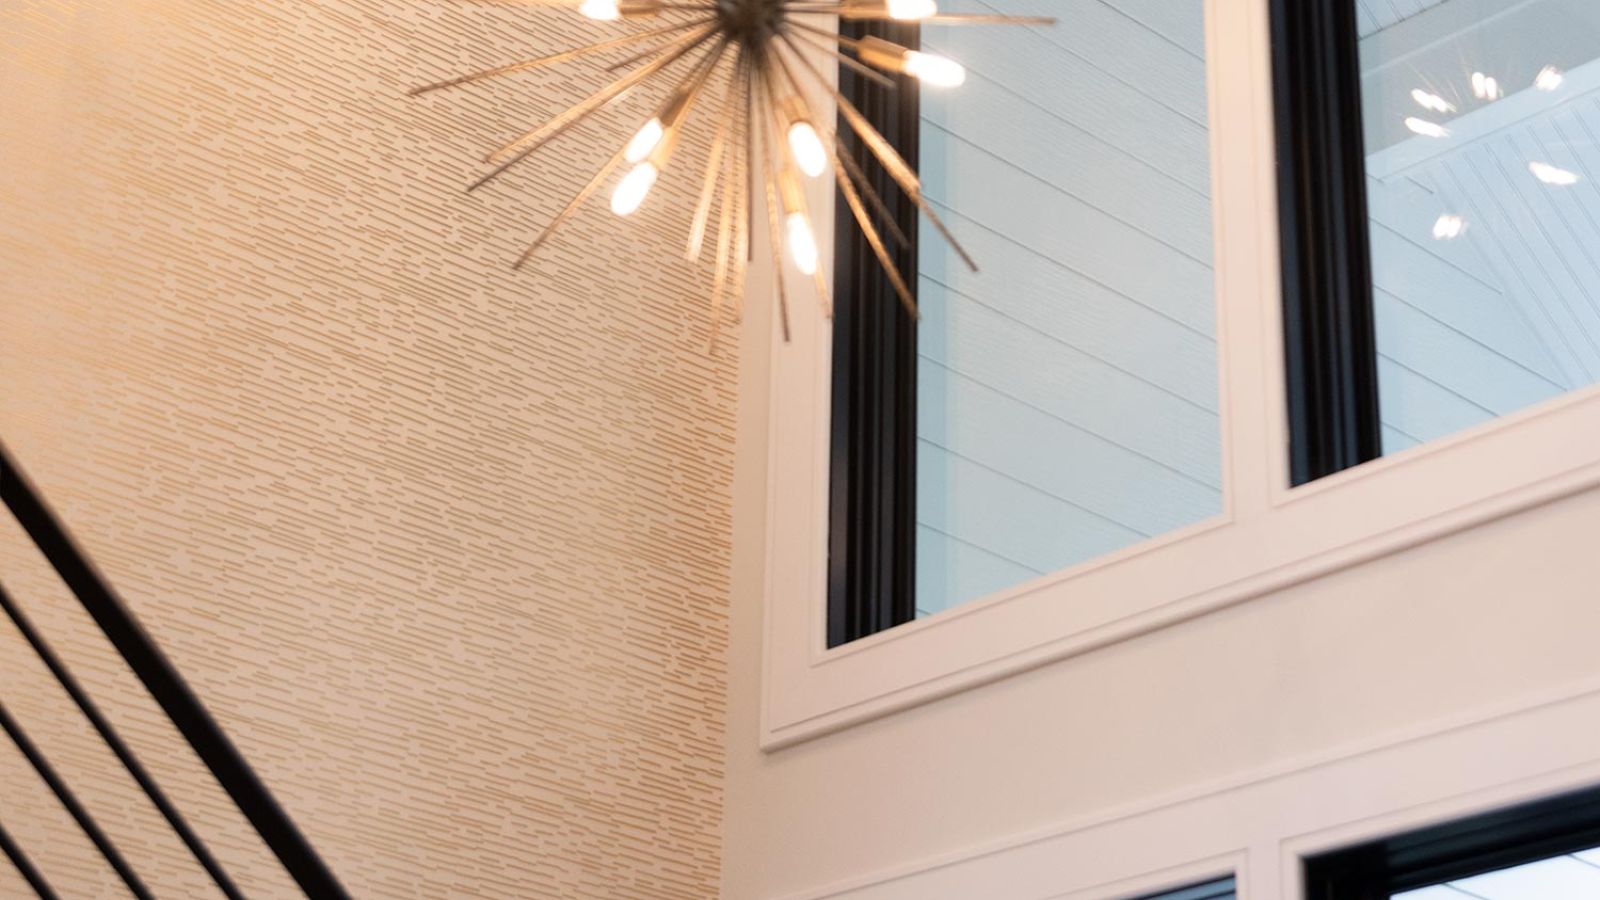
[
  {"x1": 920, "y1": 19, "x2": 1210, "y2": 192},
  {"x1": 917, "y1": 86, "x2": 1212, "y2": 259},
  {"x1": 917, "y1": 441, "x2": 1146, "y2": 575},
  {"x1": 915, "y1": 525, "x2": 1039, "y2": 616},
  {"x1": 920, "y1": 361, "x2": 1221, "y2": 537},
  {"x1": 912, "y1": 0, "x2": 1573, "y2": 614},
  {"x1": 919, "y1": 283, "x2": 1221, "y2": 485},
  {"x1": 914, "y1": 0, "x2": 1219, "y2": 615},
  {"x1": 935, "y1": 0, "x2": 1208, "y2": 121}
]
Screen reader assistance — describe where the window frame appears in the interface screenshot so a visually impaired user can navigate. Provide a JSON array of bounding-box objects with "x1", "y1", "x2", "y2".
[
  {"x1": 825, "y1": 0, "x2": 1388, "y2": 651},
  {"x1": 825, "y1": 19, "x2": 921, "y2": 648},
  {"x1": 1304, "y1": 783, "x2": 1600, "y2": 899},
  {"x1": 752, "y1": 0, "x2": 1600, "y2": 751},
  {"x1": 1269, "y1": 0, "x2": 1383, "y2": 485}
]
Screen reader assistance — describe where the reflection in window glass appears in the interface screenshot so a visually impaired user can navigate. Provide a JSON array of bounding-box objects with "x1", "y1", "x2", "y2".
[
  {"x1": 1392, "y1": 844, "x2": 1600, "y2": 899},
  {"x1": 1356, "y1": 0, "x2": 1600, "y2": 454},
  {"x1": 1138, "y1": 876, "x2": 1236, "y2": 900},
  {"x1": 914, "y1": 0, "x2": 1220, "y2": 616}
]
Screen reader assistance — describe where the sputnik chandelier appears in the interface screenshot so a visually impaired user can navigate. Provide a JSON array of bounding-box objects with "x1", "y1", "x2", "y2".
[{"x1": 411, "y1": 0, "x2": 1053, "y2": 337}]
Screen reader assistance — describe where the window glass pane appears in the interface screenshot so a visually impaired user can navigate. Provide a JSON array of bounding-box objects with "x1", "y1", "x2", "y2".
[
  {"x1": 1356, "y1": 0, "x2": 1600, "y2": 454},
  {"x1": 1138, "y1": 876, "x2": 1236, "y2": 900},
  {"x1": 913, "y1": 0, "x2": 1220, "y2": 616},
  {"x1": 1392, "y1": 844, "x2": 1600, "y2": 899}
]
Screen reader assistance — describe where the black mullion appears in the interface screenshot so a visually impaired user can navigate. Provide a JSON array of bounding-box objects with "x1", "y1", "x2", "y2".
[
  {"x1": 1269, "y1": 0, "x2": 1383, "y2": 485},
  {"x1": 1304, "y1": 782, "x2": 1600, "y2": 899},
  {"x1": 827, "y1": 20, "x2": 921, "y2": 647}
]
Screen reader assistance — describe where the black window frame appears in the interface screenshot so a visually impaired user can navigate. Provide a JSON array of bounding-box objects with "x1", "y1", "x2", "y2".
[
  {"x1": 827, "y1": 0, "x2": 1389, "y2": 646},
  {"x1": 825, "y1": 18, "x2": 921, "y2": 648},
  {"x1": 1304, "y1": 783, "x2": 1600, "y2": 898},
  {"x1": 1268, "y1": 0, "x2": 1384, "y2": 485}
]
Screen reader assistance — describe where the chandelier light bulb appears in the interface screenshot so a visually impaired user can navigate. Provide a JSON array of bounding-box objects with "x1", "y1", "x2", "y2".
[
  {"x1": 1410, "y1": 88, "x2": 1454, "y2": 114},
  {"x1": 786, "y1": 213, "x2": 819, "y2": 275},
  {"x1": 1470, "y1": 71, "x2": 1502, "y2": 101},
  {"x1": 1404, "y1": 116, "x2": 1449, "y2": 138},
  {"x1": 625, "y1": 118, "x2": 665, "y2": 163},
  {"x1": 579, "y1": 0, "x2": 621, "y2": 20},
  {"x1": 411, "y1": 0, "x2": 1056, "y2": 321},
  {"x1": 902, "y1": 51, "x2": 965, "y2": 87},
  {"x1": 1432, "y1": 214, "x2": 1465, "y2": 240},
  {"x1": 787, "y1": 122, "x2": 827, "y2": 178},
  {"x1": 611, "y1": 162, "x2": 659, "y2": 215},
  {"x1": 886, "y1": 0, "x2": 938, "y2": 19},
  {"x1": 1536, "y1": 66, "x2": 1564, "y2": 91}
]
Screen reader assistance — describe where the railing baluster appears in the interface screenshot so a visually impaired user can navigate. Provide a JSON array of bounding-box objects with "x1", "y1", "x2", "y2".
[
  {"x1": 0, "y1": 700, "x2": 152, "y2": 899},
  {"x1": 1, "y1": 445, "x2": 349, "y2": 899},
  {"x1": 0, "y1": 817, "x2": 61, "y2": 900},
  {"x1": 0, "y1": 583, "x2": 246, "y2": 900}
]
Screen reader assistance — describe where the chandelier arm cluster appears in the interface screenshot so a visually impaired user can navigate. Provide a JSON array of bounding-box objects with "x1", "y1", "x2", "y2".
[
  {"x1": 687, "y1": 53, "x2": 746, "y2": 263},
  {"x1": 704, "y1": 58, "x2": 746, "y2": 348},
  {"x1": 786, "y1": 29, "x2": 897, "y2": 89},
  {"x1": 484, "y1": 24, "x2": 718, "y2": 165},
  {"x1": 760, "y1": 58, "x2": 833, "y2": 317},
  {"x1": 783, "y1": 35, "x2": 979, "y2": 271},
  {"x1": 411, "y1": 0, "x2": 1052, "y2": 335}
]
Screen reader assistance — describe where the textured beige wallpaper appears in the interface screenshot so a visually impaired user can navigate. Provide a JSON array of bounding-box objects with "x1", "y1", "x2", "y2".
[{"x1": 0, "y1": 0, "x2": 734, "y2": 896}]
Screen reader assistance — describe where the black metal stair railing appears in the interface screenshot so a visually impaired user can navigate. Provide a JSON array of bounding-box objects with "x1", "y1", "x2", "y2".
[{"x1": 0, "y1": 442, "x2": 348, "y2": 899}]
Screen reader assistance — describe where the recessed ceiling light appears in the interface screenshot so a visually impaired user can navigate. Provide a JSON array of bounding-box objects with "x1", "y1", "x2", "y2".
[
  {"x1": 1530, "y1": 161, "x2": 1580, "y2": 186},
  {"x1": 1432, "y1": 214, "x2": 1465, "y2": 240},
  {"x1": 1471, "y1": 71, "x2": 1503, "y2": 100}
]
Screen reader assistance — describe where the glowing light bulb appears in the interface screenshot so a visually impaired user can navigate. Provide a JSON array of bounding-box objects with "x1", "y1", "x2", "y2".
[
  {"x1": 1537, "y1": 66, "x2": 1564, "y2": 91},
  {"x1": 1411, "y1": 89, "x2": 1454, "y2": 114},
  {"x1": 902, "y1": 51, "x2": 965, "y2": 87},
  {"x1": 787, "y1": 122, "x2": 827, "y2": 178},
  {"x1": 1432, "y1": 214, "x2": 1465, "y2": 240},
  {"x1": 886, "y1": 0, "x2": 937, "y2": 19},
  {"x1": 786, "y1": 213, "x2": 818, "y2": 275},
  {"x1": 1471, "y1": 71, "x2": 1502, "y2": 100},
  {"x1": 611, "y1": 162, "x2": 658, "y2": 215},
  {"x1": 1404, "y1": 117, "x2": 1449, "y2": 138},
  {"x1": 580, "y1": 0, "x2": 620, "y2": 19},
  {"x1": 625, "y1": 118, "x2": 664, "y2": 163},
  {"x1": 1530, "y1": 161, "x2": 1579, "y2": 186}
]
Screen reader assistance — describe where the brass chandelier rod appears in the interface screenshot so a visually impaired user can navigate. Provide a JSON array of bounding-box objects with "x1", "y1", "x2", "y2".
[
  {"x1": 514, "y1": 35, "x2": 732, "y2": 267},
  {"x1": 785, "y1": 28, "x2": 897, "y2": 89},
  {"x1": 778, "y1": 31, "x2": 978, "y2": 271},
  {"x1": 411, "y1": 0, "x2": 1053, "y2": 338},
  {"x1": 408, "y1": 18, "x2": 711, "y2": 96},
  {"x1": 771, "y1": 32, "x2": 916, "y2": 314},
  {"x1": 687, "y1": 48, "x2": 747, "y2": 263},
  {"x1": 758, "y1": 58, "x2": 834, "y2": 318},
  {"x1": 467, "y1": 23, "x2": 717, "y2": 192}
]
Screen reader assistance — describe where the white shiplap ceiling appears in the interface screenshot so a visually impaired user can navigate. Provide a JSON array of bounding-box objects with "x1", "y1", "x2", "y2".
[
  {"x1": 1357, "y1": 0, "x2": 1452, "y2": 38},
  {"x1": 1362, "y1": 0, "x2": 1600, "y2": 396}
]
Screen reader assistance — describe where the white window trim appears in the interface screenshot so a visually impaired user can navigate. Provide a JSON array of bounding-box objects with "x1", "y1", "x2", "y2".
[
  {"x1": 769, "y1": 670, "x2": 1600, "y2": 898},
  {"x1": 753, "y1": 0, "x2": 1600, "y2": 751}
]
